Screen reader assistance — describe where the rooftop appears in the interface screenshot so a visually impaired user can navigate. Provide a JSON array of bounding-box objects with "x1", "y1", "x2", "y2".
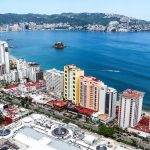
[
  {"x1": 98, "y1": 114, "x2": 109, "y2": 121},
  {"x1": 0, "y1": 41, "x2": 7, "y2": 45},
  {"x1": 134, "y1": 116, "x2": 150, "y2": 133},
  {"x1": 120, "y1": 89, "x2": 144, "y2": 100},
  {"x1": 0, "y1": 114, "x2": 136, "y2": 150},
  {"x1": 28, "y1": 62, "x2": 39, "y2": 66},
  {"x1": 46, "y1": 68, "x2": 64, "y2": 75},
  {"x1": 80, "y1": 76, "x2": 100, "y2": 82},
  {"x1": 5, "y1": 85, "x2": 18, "y2": 89},
  {"x1": 65, "y1": 64, "x2": 83, "y2": 71},
  {"x1": 47, "y1": 100, "x2": 68, "y2": 108},
  {"x1": 74, "y1": 105, "x2": 96, "y2": 116}
]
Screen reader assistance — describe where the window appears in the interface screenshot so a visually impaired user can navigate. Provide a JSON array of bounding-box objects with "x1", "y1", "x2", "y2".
[{"x1": 5, "y1": 47, "x2": 8, "y2": 52}]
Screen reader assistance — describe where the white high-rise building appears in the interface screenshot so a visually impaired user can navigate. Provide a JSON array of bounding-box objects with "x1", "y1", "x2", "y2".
[
  {"x1": 27, "y1": 62, "x2": 40, "y2": 82},
  {"x1": 98, "y1": 84, "x2": 108, "y2": 114},
  {"x1": 105, "y1": 87, "x2": 117, "y2": 119},
  {"x1": 0, "y1": 41, "x2": 10, "y2": 74},
  {"x1": 16, "y1": 58, "x2": 28, "y2": 79},
  {"x1": 0, "y1": 64, "x2": 5, "y2": 75},
  {"x1": 98, "y1": 86, "x2": 117, "y2": 120},
  {"x1": 118, "y1": 89, "x2": 144, "y2": 129},
  {"x1": 10, "y1": 69, "x2": 19, "y2": 82},
  {"x1": 92, "y1": 86, "x2": 117, "y2": 123},
  {"x1": 45, "y1": 69, "x2": 64, "y2": 98}
]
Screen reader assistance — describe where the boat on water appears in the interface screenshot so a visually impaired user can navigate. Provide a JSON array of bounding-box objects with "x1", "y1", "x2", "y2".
[
  {"x1": 9, "y1": 46, "x2": 16, "y2": 49},
  {"x1": 6, "y1": 38, "x2": 13, "y2": 41},
  {"x1": 52, "y1": 42, "x2": 66, "y2": 49}
]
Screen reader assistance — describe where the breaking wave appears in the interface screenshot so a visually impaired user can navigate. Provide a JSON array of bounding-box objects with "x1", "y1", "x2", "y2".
[{"x1": 101, "y1": 70, "x2": 120, "y2": 73}]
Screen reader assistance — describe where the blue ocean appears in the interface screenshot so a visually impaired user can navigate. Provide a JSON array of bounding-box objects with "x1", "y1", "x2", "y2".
[{"x1": 0, "y1": 30, "x2": 150, "y2": 111}]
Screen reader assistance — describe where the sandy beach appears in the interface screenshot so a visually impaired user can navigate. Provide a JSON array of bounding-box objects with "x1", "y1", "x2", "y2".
[
  {"x1": 142, "y1": 110, "x2": 150, "y2": 117},
  {"x1": 9, "y1": 55, "x2": 17, "y2": 64}
]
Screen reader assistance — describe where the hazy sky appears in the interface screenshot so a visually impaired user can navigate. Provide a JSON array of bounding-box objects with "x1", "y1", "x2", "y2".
[{"x1": 0, "y1": 0, "x2": 150, "y2": 20}]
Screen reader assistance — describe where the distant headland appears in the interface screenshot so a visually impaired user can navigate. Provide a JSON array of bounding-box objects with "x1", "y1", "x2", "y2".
[{"x1": 0, "y1": 13, "x2": 150, "y2": 32}]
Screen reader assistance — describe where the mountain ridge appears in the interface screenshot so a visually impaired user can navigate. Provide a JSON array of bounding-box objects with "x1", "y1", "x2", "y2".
[
  {"x1": 0, "y1": 13, "x2": 150, "y2": 32},
  {"x1": 0, "y1": 12, "x2": 149, "y2": 25}
]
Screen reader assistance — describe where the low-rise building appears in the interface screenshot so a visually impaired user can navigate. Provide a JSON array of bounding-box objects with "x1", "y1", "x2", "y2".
[
  {"x1": 18, "y1": 80, "x2": 46, "y2": 94},
  {"x1": 3, "y1": 80, "x2": 46, "y2": 96}
]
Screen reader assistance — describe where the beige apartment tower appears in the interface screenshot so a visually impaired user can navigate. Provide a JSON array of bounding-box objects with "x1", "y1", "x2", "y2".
[{"x1": 79, "y1": 76, "x2": 107, "y2": 111}]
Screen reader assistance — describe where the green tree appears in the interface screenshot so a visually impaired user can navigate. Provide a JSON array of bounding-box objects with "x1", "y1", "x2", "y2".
[
  {"x1": 0, "y1": 113, "x2": 4, "y2": 123},
  {"x1": 98, "y1": 125, "x2": 116, "y2": 137}
]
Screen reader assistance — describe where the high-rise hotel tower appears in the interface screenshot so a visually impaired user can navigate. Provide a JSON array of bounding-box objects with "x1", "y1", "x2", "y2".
[
  {"x1": 45, "y1": 68, "x2": 64, "y2": 99},
  {"x1": 0, "y1": 41, "x2": 10, "y2": 74},
  {"x1": 79, "y1": 76, "x2": 107, "y2": 111},
  {"x1": 79, "y1": 76, "x2": 117, "y2": 120},
  {"x1": 64, "y1": 64, "x2": 84, "y2": 104},
  {"x1": 118, "y1": 89, "x2": 144, "y2": 129}
]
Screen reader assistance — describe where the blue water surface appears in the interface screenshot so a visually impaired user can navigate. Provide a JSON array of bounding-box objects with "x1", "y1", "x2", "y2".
[{"x1": 1, "y1": 30, "x2": 150, "y2": 111}]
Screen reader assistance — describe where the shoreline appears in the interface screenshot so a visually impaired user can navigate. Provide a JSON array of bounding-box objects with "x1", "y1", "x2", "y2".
[
  {"x1": 9, "y1": 54, "x2": 17, "y2": 64},
  {"x1": 142, "y1": 110, "x2": 150, "y2": 117},
  {"x1": 9, "y1": 54, "x2": 150, "y2": 117},
  {"x1": 1, "y1": 29, "x2": 150, "y2": 34}
]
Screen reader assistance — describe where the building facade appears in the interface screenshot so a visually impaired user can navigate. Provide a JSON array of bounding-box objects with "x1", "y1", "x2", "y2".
[
  {"x1": 45, "y1": 69, "x2": 64, "y2": 99},
  {"x1": 64, "y1": 65, "x2": 84, "y2": 104},
  {"x1": 16, "y1": 58, "x2": 28, "y2": 80},
  {"x1": 35, "y1": 70, "x2": 44, "y2": 82},
  {"x1": 79, "y1": 76, "x2": 105, "y2": 111},
  {"x1": 0, "y1": 64, "x2": 5, "y2": 75},
  {"x1": 18, "y1": 80, "x2": 46, "y2": 94},
  {"x1": 79, "y1": 76, "x2": 117, "y2": 116},
  {"x1": 105, "y1": 87, "x2": 117, "y2": 119},
  {"x1": 0, "y1": 41, "x2": 10, "y2": 74},
  {"x1": 118, "y1": 89, "x2": 144, "y2": 129},
  {"x1": 27, "y1": 62, "x2": 40, "y2": 82},
  {"x1": 98, "y1": 84, "x2": 108, "y2": 114},
  {"x1": 10, "y1": 69, "x2": 19, "y2": 82}
]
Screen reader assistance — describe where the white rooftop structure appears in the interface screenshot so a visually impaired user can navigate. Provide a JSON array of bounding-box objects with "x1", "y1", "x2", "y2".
[
  {"x1": 0, "y1": 103, "x2": 4, "y2": 112},
  {"x1": 83, "y1": 135, "x2": 97, "y2": 145},
  {"x1": 0, "y1": 113, "x2": 139, "y2": 150},
  {"x1": 22, "y1": 117, "x2": 33, "y2": 123}
]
